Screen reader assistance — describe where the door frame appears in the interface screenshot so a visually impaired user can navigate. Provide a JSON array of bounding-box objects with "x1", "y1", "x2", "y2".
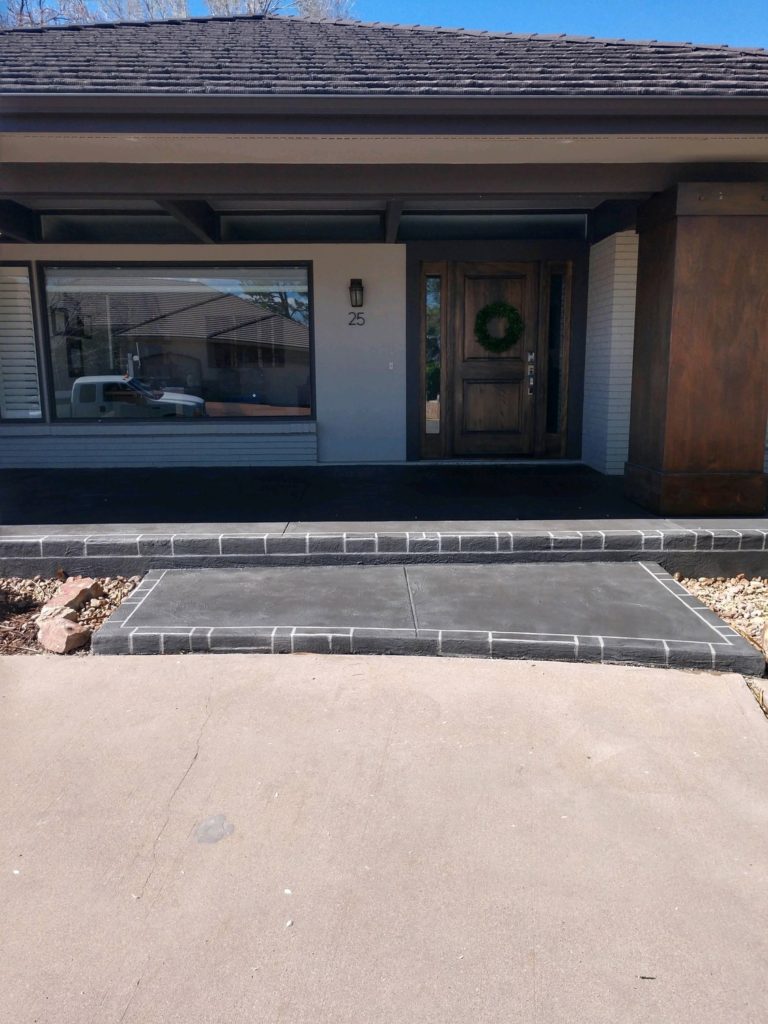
[{"x1": 417, "y1": 257, "x2": 574, "y2": 459}]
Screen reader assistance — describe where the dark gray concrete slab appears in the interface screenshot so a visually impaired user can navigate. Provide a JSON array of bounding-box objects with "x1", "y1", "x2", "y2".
[
  {"x1": 0, "y1": 522, "x2": 289, "y2": 536},
  {"x1": 123, "y1": 566, "x2": 415, "y2": 631},
  {"x1": 673, "y1": 518, "x2": 768, "y2": 531},
  {"x1": 286, "y1": 518, "x2": 668, "y2": 533},
  {"x1": 0, "y1": 464, "x2": 660, "y2": 526},
  {"x1": 406, "y1": 563, "x2": 717, "y2": 641},
  {"x1": 0, "y1": 518, "x2": 757, "y2": 538},
  {"x1": 2, "y1": 523, "x2": 768, "y2": 578},
  {"x1": 93, "y1": 562, "x2": 765, "y2": 674},
  {"x1": 2, "y1": 466, "x2": 766, "y2": 576}
]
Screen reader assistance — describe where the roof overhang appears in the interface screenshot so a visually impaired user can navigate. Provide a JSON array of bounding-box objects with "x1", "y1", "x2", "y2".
[
  {"x1": 2, "y1": 93, "x2": 768, "y2": 135},
  {"x1": 3, "y1": 132, "x2": 768, "y2": 167},
  {"x1": 2, "y1": 94, "x2": 766, "y2": 245}
]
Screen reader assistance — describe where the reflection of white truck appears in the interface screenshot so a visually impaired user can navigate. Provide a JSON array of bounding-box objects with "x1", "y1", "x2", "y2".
[{"x1": 70, "y1": 376, "x2": 206, "y2": 419}]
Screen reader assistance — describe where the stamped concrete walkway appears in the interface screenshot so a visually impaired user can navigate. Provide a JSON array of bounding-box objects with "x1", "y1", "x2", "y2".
[
  {"x1": 93, "y1": 561, "x2": 764, "y2": 673},
  {"x1": 1, "y1": 655, "x2": 767, "y2": 1023},
  {"x1": 2, "y1": 467, "x2": 766, "y2": 578}
]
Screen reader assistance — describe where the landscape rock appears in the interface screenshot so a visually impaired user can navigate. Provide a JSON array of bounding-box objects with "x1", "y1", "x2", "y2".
[
  {"x1": 1, "y1": 574, "x2": 140, "y2": 656},
  {"x1": 46, "y1": 577, "x2": 103, "y2": 611},
  {"x1": 36, "y1": 605, "x2": 78, "y2": 624},
  {"x1": 38, "y1": 616, "x2": 91, "y2": 654}
]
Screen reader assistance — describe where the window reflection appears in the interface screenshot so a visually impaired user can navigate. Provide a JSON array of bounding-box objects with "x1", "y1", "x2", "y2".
[
  {"x1": 45, "y1": 266, "x2": 312, "y2": 420},
  {"x1": 425, "y1": 275, "x2": 442, "y2": 435}
]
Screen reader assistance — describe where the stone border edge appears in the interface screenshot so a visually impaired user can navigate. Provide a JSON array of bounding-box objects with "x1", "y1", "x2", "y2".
[{"x1": 2, "y1": 526, "x2": 768, "y2": 560}]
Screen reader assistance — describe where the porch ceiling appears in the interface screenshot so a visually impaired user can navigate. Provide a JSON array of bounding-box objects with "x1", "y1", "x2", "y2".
[
  {"x1": 0, "y1": 196, "x2": 601, "y2": 245},
  {"x1": 13, "y1": 198, "x2": 603, "y2": 214},
  {"x1": 0, "y1": 166, "x2": 764, "y2": 245}
]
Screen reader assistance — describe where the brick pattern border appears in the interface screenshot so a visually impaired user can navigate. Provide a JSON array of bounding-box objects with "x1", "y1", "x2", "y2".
[
  {"x1": 92, "y1": 565, "x2": 765, "y2": 675},
  {"x1": 3, "y1": 526, "x2": 768, "y2": 562}
]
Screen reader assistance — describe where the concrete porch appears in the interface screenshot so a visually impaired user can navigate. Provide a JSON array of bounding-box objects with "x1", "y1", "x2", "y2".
[
  {"x1": 0, "y1": 463, "x2": 646, "y2": 526},
  {"x1": 1, "y1": 464, "x2": 766, "y2": 580}
]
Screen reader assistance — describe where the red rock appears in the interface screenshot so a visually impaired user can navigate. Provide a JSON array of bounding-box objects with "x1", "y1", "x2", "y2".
[
  {"x1": 46, "y1": 576, "x2": 103, "y2": 610},
  {"x1": 38, "y1": 616, "x2": 91, "y2": 654},
  {"x1": 37, "y1": 605, "x2": 78, "y2": 623}
]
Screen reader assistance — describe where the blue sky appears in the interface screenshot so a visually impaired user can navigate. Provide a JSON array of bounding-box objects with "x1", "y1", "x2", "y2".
[{"x1": 348, "y1": 0, "x2": 768, "y2": 49}]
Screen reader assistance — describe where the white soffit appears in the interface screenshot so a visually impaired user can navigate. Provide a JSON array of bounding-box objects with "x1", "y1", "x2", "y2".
[{"x1": 1, "y1": 133, "x2": 768, "y2": 164}]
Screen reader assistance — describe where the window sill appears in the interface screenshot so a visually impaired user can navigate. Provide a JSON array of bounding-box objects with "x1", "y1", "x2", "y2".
[{"x1": 0, "y1": 420, "x2": 316, "y2": 435}]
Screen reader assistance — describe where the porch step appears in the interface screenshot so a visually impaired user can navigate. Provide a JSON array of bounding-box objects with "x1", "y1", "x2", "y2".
[
  {"x1": 3, "y1": 523, "x2": 768, "y2": 578},
  {"x1": 92, "y1": 562, "x2": 765, "y2": 675}
]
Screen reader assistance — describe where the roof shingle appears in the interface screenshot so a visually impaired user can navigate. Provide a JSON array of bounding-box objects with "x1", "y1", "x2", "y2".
[{"x1": 1, "y1": 15, "x2": 767, "y2": 97}]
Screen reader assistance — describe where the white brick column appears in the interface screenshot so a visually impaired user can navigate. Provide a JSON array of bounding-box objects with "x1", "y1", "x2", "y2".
[{"x1": 581, "y1": 231, "x2": 639, "y2": 475}]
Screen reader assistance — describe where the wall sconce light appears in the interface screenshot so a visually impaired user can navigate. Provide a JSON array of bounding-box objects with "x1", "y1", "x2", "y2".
[{"x1": 349, "y1": 279, "x2": 365, "y2": 307}]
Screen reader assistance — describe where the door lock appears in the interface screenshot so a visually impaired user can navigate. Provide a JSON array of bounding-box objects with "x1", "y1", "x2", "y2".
[{"x1": 527, "y1": 351, "x2": 535, "y2": 396}]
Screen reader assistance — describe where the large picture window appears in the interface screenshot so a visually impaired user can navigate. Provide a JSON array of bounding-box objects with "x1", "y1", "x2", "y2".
[{"x1": 44, "y1": 266, "x2": 312, "y2": 420}]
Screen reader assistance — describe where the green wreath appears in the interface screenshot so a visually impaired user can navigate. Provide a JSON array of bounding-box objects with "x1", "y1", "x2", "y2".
[{"x1": 474, "y1": 301, "x2": 524, "y2": 354}]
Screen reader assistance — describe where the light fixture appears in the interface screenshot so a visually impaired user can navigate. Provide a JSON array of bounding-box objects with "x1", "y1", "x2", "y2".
[{"x1": 349, "y1": 278, "x2": 364, "y2": 307}]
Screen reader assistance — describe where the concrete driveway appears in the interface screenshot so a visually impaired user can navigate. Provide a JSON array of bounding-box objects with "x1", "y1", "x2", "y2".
[{"x1": 1, "y1": 655, "x2": 767, "y2": 1024}]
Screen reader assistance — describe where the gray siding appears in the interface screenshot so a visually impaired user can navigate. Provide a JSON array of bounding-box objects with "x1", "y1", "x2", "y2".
[
  {"x1": 581, "y1": 231, "x2": 639, "y2": 476},
  {"x1": 0, "y1": 422, "x2": 317, "y2": 467}
]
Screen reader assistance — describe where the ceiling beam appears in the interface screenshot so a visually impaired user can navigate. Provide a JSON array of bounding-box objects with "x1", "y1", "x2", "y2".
[
  {"x1": 0, "y1": 199, "x2": 39, "y2": 242},
  {"x1": 588, "y1": 199, "x2": 640, "y2": 244},
  {"x1": 156, "y1": 199, "x2": 219, "y2": 243},
  {"x1": 384, "y1": 200, "x2": 404, "y2": 243}
]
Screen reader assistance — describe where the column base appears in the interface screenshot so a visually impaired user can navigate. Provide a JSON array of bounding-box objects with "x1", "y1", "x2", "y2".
[{"x1": 624, "y1": 464, "x2": 767, "y2": 516}]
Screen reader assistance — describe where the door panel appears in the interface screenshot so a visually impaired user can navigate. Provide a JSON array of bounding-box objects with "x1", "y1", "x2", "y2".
[
  {"x1": 463, "y1": 380, "x2": 522, "y2": 433},
  {"x1": 452, "y1": 262, "x2": 539, "y2": 455}
]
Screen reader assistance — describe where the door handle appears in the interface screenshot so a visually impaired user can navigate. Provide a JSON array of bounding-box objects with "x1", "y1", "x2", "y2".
[{"x1": 526, "y1": 351, "x2": 535, "y2": 396}]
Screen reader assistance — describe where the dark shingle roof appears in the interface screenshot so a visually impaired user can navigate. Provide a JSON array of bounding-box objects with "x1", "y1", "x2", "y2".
[{"x1": 1, "y1": 15, "x2": 767, "y2": 97}]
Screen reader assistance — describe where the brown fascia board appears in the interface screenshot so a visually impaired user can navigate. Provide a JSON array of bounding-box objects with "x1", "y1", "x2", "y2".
[
  {"x1": 2, "y1": 93, "x2": 768, "y2": 135},
  {"x1": 4, "y1": 162, "x2": 767, "y2": 202}
]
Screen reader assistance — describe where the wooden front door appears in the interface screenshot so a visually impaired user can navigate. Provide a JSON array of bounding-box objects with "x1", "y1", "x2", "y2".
[{"x1": 451, "y1": 262, "x2": 539, "y2": 456}]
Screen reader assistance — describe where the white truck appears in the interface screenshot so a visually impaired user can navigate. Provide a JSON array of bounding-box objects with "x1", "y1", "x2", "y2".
[{"x1": 70, "y1": 376, "x2": 206, "y2": 419}]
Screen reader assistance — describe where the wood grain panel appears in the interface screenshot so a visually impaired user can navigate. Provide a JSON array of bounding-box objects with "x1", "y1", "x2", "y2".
[
  {"x1": 666, "y1": 217, "x2": 768, "y2": 473},
  {"x1": 626, "y1": 196, "x2": 768, "y2": 514},
  {"x1": 463, "y1": 380, "x2": 522, "y2": 433},
  {"x1": 452, "y1": 261, "x2": 539, "y2": 456},
  {"x1": 462, "y1": 275, "x2": 526, "y2": 361},
  {"x1": 676, "y1": 182, "x2": 768, "y2": 217},
  {"x1": 626, "y1": 218, "x2": 676, "y2": 471}
]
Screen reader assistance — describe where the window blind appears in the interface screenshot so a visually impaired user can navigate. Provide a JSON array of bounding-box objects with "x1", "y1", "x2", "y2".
[{"x1": 0, "y1": 266, "x2": 42, "y2": 419}]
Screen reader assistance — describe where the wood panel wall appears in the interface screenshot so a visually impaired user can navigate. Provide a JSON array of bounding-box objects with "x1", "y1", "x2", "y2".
[{"x1": 625, "y1": 183, "x2": 768, "y2": 514}]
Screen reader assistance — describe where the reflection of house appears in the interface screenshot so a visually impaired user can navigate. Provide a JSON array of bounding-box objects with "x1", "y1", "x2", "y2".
[
  {"x1": 111, "y1": 284, "x2": 310, "y2": 352},
  {"x1": 48, "y1": 278, "x2": 311, "y2": 415},
  {"x1": 1, "y1": 15, "x2": 768, "y2": 508}
]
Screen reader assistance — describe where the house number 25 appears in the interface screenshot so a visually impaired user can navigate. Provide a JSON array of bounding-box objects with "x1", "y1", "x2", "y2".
[{"x1": 348, "y1": 311, "x2": 366, "y2": 326}]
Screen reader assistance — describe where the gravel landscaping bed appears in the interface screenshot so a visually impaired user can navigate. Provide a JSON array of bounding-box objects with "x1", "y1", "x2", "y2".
[
  {"x1": 677, "y1": 573, "x2": 768, "y2": 711},
  {"x1": 0, "y1": 576, "x2": 140, "y2": 655},
  {"x1": 676, "y1": 573, "x2": 768, "y2": 653}
]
